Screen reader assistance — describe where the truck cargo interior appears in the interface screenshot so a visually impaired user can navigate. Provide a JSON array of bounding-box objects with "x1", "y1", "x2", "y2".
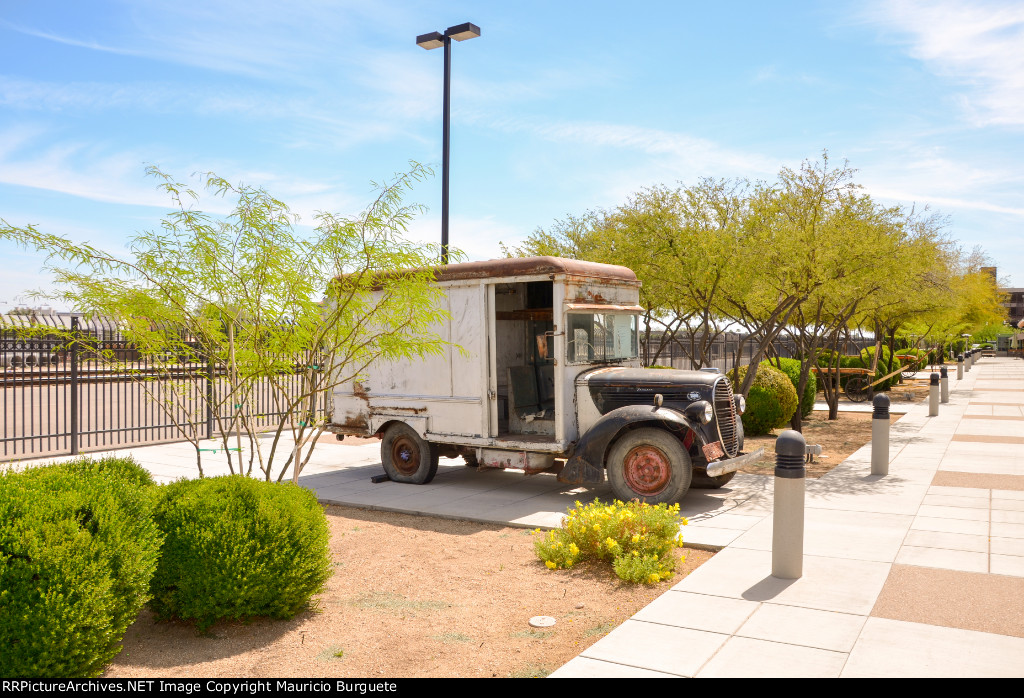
[{"x1": 494, "y1": 280, "x2": 556, "y2": 441}]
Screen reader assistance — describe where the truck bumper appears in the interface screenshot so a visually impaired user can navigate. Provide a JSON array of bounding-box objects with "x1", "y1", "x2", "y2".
[{"x1": 705, "y1": 448, "x2": 765, "y2": 477}]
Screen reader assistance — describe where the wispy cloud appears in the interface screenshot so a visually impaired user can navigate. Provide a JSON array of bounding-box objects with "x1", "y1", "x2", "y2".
[
  {"x1": 862, "y1": 0, "x2": 1024, "y2": 127},
  {"x1": 1, "y1": 20, "x2": 142, "y2": 57},
  {"x1": 476, "y1": 115, "x2": 779, "y2": 177}
]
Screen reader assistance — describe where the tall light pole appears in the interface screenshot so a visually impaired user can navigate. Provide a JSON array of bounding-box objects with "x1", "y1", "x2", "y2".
[{"x1": 416, "y1": 22, "x2": 480, "y2": 265}]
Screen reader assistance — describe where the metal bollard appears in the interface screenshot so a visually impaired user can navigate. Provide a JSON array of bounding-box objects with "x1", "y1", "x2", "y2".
[
  {"x1": 940, "y1": 366, "x2": 949, "y2": 403},
  {"x1": 772, "y1": 430, "x2": 806, "y2": 580},
  {"x1": 967, "y1": 350, "x2": 974, "y2": 371},
  {"x1": 871, "y1": 393, "x2": 890, "y2": 476},
  {"x1": 957, "y1": 354, "x2": 964, "y2": 381},
  {"x1": 929, "y1": 372, "x2": 940, "y2": 416}
]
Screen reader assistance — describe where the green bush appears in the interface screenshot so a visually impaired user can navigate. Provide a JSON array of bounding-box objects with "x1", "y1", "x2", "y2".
[
  {"x1": 149, "y1": 475, "x2": 332, "y2": 630},
  {"x1": 763, "y1": 358, "x2": 816, "y2": 418},
  {"x1": 0, "y1": 457, "x2": 161, "y2": 678},
  {"x1": 534, "y1": 499, "x2": 685, "y2": 584},
  {"x1": 728, "y1": 363, "x2": 798, "y2": 436}
]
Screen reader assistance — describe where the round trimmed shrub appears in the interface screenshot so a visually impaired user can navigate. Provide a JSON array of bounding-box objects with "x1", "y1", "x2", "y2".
[
  {"x1": 0, "y1": 457, "x2": 161, "y2": 678},
  {"x1": 728, "y1": 363, "x2": 798, "y2": 436},
  {"x1": 763, "y1": 358, "x2": 816, "y2": 418},
  {"x1": 149, "y1": 475, "x2": 332, "y2": 631}
]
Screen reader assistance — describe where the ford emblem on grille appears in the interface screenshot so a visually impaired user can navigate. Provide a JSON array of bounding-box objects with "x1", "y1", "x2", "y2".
[{"x1": 687, "y1": 391, "x2": 701, "y2": 401}]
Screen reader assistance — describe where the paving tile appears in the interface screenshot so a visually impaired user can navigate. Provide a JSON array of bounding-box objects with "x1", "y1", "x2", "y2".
[
  {"x1": 685, "y1": 512, "x2": 765, "y2": 531},
  {"x1": 927, "y1": 485, "x2": 990, "y2": 498},
  {"x1": 991, "y1": 521, "x2": 1024, "y2": 539},
  {"x1": 995, "y1": 489, "x2": 1024, "y2": 500},
  {"x1": 902, "y1": 529, "x2": 989, "y2": 553},
  {"x1": 910, "y1": 516, "x2": 989, "y2": 536},
  {"x1": 548, "y1": 657, "x2": 681, "y2": 678},
  {"x1": 672, "y1": 547, "x2": 891, "y2": 615},
  {"x1": 990, "y1": 554, "x2": 1024, "y2": 578},
  {"x1": 730, "y1": 508, "x2": 912, "y2": 563},
  {"x1": 677, "y1": 526, "x2": 743, "y2": 549},
  {"x1": 895, "y1": 546, "x2": 988, "y2": 573},
  {"x1": 804, "y1": 483, "x2": 929, "y2": 516},
  {"x1": 842, "y1": 618, "x2": 1024, "y2": 677},
  {"x1": 631, "y1": 591, "x2": 759, "y2": 634},
  {"x1": 992, "y1": 498, "x2": 1024, "y2": 512},
  {"x1": 917, "y1": 504, "x2": 989, "y2": 521},
  {"x1": 735, "y1": 604, "x2": 866, "y2": 652},
  {"x1": 696, "y1": 636, "x2": 848, "y2": 678},
  {"x1": 991, "y1": 537, "x2": 1024, "y2": 557},
  {"x1": 579, "y1": 620, "x2": 727, "y2": 677},
  {"x1": 922, "y1": 494, "x2": 991, "y2": 508},
  {"x1": 993, "y1": 509, "x2": 1024, "y2": 524}
]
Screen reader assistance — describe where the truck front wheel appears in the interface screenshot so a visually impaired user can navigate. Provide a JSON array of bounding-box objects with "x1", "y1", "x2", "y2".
[
  {"x1": 607, "y1": 428, "x2": 692, "y2": 504},
  {"x1": 381, "y1": 423, "x2": 439, "y2": 484}
]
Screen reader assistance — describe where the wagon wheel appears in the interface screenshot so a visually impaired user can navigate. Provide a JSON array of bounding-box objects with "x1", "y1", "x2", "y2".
[{"x1": 845, "y1": 376, "x2": 872, "y2": 402}]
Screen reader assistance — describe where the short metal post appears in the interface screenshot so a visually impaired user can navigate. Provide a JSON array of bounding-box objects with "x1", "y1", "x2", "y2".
[
  {"x1": 772, "y1": 430, "x2": 806, "y2": 579},
  {"x1": 940, "y1": 366, "x2": 949, "y2": 404},
  {"x1": 871, "y1": 394, "x2": 890, "y2": 476},
  {"x1": 929, "y1": 372, "x2": 940, "y2": 416},
  {"x1": 966, "y1": 350, "x2": 972, "y2": 372},
  {"x1": 205, "y1": 349, "x2": 215, "y2": 439},
  {"x1": 70, "y1": 316, "x2": 79, "y2": 455},
  {"x1": 957, "y1": 354, "x2": 964, "y2": 381}
]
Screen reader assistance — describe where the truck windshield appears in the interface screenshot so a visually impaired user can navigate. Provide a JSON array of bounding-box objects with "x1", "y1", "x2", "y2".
[{"x1": 567, "y1": 313, "x2": 639, "y2": 364}]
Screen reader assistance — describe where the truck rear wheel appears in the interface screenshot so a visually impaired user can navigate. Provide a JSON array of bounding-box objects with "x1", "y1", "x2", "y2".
[
  {"x1": 607, "y1": 428, "x2": 691, "y2": 504},
  {"x1": 381, "y1": 423, "x2": 438, "y2": 484}
]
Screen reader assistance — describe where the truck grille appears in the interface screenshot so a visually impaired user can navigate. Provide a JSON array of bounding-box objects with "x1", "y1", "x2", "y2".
[
  {"x1": 593, "y1": 389, "x2": 694, "y2": 414},
  {"x1": 713, "y1": 378, "x2": 739, "y2": 457}
]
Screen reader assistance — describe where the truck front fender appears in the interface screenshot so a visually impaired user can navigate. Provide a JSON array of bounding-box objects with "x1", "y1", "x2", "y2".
[{"x1": 559, "y1": 405, "x2": 705, "y2": 486}]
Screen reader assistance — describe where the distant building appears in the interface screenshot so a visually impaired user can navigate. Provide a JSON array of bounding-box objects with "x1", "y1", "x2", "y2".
[{"x1": 1004, "y1": 289, "x2": 1024, "y2": 329}]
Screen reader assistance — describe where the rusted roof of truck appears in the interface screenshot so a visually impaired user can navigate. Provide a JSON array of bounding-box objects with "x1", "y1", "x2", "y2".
[{"x1": 407, "y1": 256, "x2": 638, "y2": 284}]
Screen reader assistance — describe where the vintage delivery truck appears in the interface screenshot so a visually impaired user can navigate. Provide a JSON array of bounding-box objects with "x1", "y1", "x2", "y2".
[{"x1": 327, "y1": 256, "x2": 762, "y2": 504}]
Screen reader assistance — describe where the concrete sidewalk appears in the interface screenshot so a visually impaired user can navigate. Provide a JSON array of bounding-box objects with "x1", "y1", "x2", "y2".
[
  {"x1": 553, "y1": 357, "x2": 1024, "y2": 678},
  {"x1": 8, "y1": 358, "x2": 1024, "y2": 677}
]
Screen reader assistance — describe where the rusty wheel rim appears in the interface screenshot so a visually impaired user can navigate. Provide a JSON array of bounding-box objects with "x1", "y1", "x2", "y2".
[
  {"x1": 390, "y1": 436, "x2": 421, "y2": 476},
  {"x1": 623, "y1": 445, "x2": 671, "y2": 496}
]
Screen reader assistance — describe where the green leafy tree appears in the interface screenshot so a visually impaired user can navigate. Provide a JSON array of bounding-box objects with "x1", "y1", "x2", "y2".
[{"x1": 1, "y1": 163, "x2": 450, "y2": 481}]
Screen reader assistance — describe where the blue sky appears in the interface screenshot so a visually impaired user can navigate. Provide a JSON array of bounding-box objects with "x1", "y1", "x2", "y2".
[{"x1": 1, "y1": 0, "x2": 1022, "y2": 310}]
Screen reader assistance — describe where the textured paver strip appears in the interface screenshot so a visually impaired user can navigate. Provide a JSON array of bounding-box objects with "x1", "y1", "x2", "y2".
[
  {"x1": 932, "y1": 471, "x2": 1024, "y2": 490},
  {"x1": 871, "y1": 565, "x2": 1024, "y2": 638}
]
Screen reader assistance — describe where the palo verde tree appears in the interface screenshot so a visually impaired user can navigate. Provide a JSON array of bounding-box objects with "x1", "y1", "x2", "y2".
[{"x1": 0, "y1": 162, "x2": 451, "y2": 481}]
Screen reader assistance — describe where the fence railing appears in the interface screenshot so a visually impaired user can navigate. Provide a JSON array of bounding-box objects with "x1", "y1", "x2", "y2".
[
  {"x1": 641, "y1": 332, "x2": 876, "y2": 373},
  {"x1": 1, "y1": 324, "x2": 326, "y2": 461}
]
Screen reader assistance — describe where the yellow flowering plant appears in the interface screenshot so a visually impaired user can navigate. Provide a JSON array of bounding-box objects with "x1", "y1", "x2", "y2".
[{"x1": 533, "y1": 499, "x2": 687, "y2": 584}]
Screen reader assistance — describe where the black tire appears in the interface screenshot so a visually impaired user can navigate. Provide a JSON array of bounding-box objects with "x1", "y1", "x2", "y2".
[
  {"x1": 463, "y1": 452, "x2": 479, "y2": 468},
  {"x1": 607, "y1": 428, "x2": 692, "y2": 504},
  {"x1": 381, "y1": 423, "x2": 439, "y2": 484}
]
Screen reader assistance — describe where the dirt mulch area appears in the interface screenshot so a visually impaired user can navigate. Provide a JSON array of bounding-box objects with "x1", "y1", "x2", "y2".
[
  {"x1": 740, "y1": 410, "x2": 877, "y2": 478},
  {"x1": 105, "y1": 506, "x2": 713, "y2": 679}
]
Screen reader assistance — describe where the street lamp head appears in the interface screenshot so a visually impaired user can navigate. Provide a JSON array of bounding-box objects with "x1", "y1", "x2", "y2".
[
  {"x1": 445, "y1": 22, "x2": 481, "y2": 41},
  {"x1": 416, "y1": 31, "x2": 444, "y2": 50}
]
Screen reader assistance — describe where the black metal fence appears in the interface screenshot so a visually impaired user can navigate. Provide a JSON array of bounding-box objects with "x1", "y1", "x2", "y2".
[
  {"x1": 1, "y1": 317, "x2": 326, "y2": 461},
  {"x1": 641, "y1": 332, "x2": 876, "y2": 373}
]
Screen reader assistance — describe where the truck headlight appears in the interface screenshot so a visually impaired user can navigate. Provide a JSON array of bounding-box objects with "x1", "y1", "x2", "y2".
[
  {"x1": 685, "y1": 400, "x2": 714, "y2": 424},
  {"x1": 733, "y1": 394, "x2": 746, "y2": 415}
]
